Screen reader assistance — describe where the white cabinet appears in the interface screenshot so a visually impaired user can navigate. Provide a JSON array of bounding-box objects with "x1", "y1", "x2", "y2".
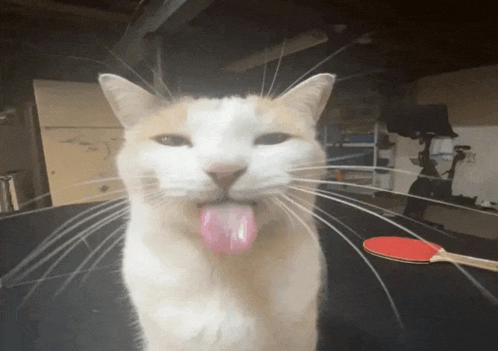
[{"x1": 33, "y1": 80, "x2": 125, "y2": 206}]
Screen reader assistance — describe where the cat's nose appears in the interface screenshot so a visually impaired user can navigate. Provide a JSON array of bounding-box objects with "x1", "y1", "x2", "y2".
[{"x1": 206, "y1": 165, "x2": 247, "y2": 189}]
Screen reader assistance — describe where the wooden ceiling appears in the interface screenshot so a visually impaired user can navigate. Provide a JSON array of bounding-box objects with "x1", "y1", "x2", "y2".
[{"x1": 1, "y1": 0, "x2": 497, "y2": 109}]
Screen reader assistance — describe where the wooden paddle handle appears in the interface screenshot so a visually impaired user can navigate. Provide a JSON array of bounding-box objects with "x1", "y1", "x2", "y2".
[{"x1": 431, "y1": 249, "x2": 498, "y2": 272}]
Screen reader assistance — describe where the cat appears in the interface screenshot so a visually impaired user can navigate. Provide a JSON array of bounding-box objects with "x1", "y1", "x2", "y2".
[{"x1": 98, "y1": 72, "x2": 336, "y2": 350}]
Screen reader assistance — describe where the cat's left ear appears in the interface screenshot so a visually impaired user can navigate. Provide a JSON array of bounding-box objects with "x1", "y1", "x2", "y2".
[
  {"x1": 99, "y1": 74, "x2": 159, "y2": 128},
  {"x1": 276, "y1": 73, "x2": 335, "y2": 124}
]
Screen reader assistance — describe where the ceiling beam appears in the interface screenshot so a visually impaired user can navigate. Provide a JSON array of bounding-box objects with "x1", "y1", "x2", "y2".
[
  {"x1": 110, "y1": 0, "x2": 215, "y2": 68},
  {"x1": 1, "y1": 6, "x2": 121, "y2": 31},
  {"x1": 4, "y1": 0, "x2": 131, "y2": 23},
  {"x1": 225, "y1": 30, "x2": 329, "y2": 73}
]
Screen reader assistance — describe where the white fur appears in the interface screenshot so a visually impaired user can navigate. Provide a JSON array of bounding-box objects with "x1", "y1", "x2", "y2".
[{"x1": 99, "y1": 73, "x2": 335, "y2": 351}]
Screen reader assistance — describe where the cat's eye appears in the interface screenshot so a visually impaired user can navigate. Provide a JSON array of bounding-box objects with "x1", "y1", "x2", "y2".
[
  {"x1": 254, "y1": 133, "x2": 292, "y2": 146},
  {"x1": 152, "y1": 134, "x2": 192, "y2": 147}
]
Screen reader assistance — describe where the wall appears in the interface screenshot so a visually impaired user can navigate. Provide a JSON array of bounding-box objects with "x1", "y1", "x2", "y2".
[
  {"x1": 393, "y1": 64, "x2": 498, "y2": 203},
  {"x1": 0, "y1": 126, "x2": 31, "y2": 175},
  {"x1": 0, "y1": 108, "x2": 36, "y2": 211},
  {"x1": 417, "y1": 64, "x2": 498, "y2": 126}
]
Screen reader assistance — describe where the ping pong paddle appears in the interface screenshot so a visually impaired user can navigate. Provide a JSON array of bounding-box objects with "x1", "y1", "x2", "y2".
[{"x1": 363, "y1": 236, "x2": 498, "y2": 272}]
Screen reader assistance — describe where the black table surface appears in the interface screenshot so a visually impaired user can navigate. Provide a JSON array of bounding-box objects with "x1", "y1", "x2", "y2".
[{"x1": 1, "y1": 199, "x2": 498, "y2": 351}]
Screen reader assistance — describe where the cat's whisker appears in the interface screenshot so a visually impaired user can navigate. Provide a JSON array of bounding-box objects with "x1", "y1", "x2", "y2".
[
  {"x1": 37, "y1": 199, "x2": 127, "y2": 252},
  {"x1": 107, "y1": 269, "x2": 123, "y2": 274},
  {"x1": 81, "y1": 235, "x2": 126, "y2": 285},
  {"x1": 0, "y1": 177, "x2": 126, "y2": 218},
  {"x1": 267, "y1": 39, "x2": 286, "y2": 97},
  {"x1": 16, "y1": 209, "x2": 129, "y2": 307},
  {"x1": 15, "y1": 210, "x2": 126, "y2": 292},
  {"x1": 273, "y1": 197, "x2": 321, "y2": 252},
  {"x1": 278, "y1": 193, "x2": 404, "y2": 328},
  {"x1": 291, "y1": 184, "x2": 452, "y2": 242},
  {"x1": 260, "y1": 50, "x2": 268, "y2": 97},
  {"x1": 35, "y1": 201, "x2": 125, "y2": 261},
  {"x1": 1, "y1": 173, "x2": 171, "y2": 219},
  {"x1": 270, "y1": 198, "x2": 298, "y2": 228},
  {"x1": 281, "y1": 32, "x2": 374, "y2": 95},
  {"x1": 0, "y1": 204, "x2": 61, "y2": 221},
  {"x1": 294, "y1": 153, "x2": 373, "y2": 169},
  {"x1": 262, "y1": 198, "x2": 278, "y2": 218},
  {"x1": 82, "y1": 239, "x2": 92, "y2": 252},
  {"x1": 308, "y1": 186, "x2": 457, "y2": 239},
  {"x1": 1, "y1": 199, "x2": 128, "y2": 283},
  {"x1": 335, "y1": 69, "x2": 386, "y2": 83},
  {"x1": 323, "y1": 153, "x2": 372, "y2": 164},
  {"x1": 142, "y1": 188, "x2": 171, "y2": 206},
  {"x1": 37, "y1": 198, "x2": 126, "y2": 249},
  {"x1": 151, "y1": 67, "x2": 175, "y2": 100},
  {"x1": 54, "y1": 224, "x2": 127, "y2": 297},
  {"x1": 154, "y1": 197, "x2": 171, "y2": 209},
  {"x1": 290, "y1": 185, "x2": 498, "y2": 305},
  {"x1": 10, "y1": 207, "x2": 128, "y2": 285},
  {"x1": 100, "y1": 42, "x2": 161, "y2": 96},
  {"x1": 74, "y1": 188, "x2": 129, "y2": 204},
  {"x1": 150, "y1": 44, "x2": 175, "y2": 100},
  {"x1": 290, "y1": 176, "x2": 498, "y2": 218},
  {"x1": 292, "y1": 164, "x2": 441, "y2": 180},
  {"x1": 4, "y1": 264, "x2": 121, "y2": 289},
  {"x1": 287, "y1": 192, "x2": 364, "y2": 240},
  {"x1": 30, "y1": 189, "x2": 129, "y2": 224}
]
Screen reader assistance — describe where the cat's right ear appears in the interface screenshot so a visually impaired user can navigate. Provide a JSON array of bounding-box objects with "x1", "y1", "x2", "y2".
[
  {"x1": 99, "y1": 74, "x2": 158, "y2": 129},
  {"x1": 276, "y1": 73, "x2": 335, "y2": 125}
]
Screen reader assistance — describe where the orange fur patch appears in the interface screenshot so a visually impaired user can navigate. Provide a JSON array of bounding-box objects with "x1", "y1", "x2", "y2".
[
  {"x1": 131, "y1": 99, "x2": 191, "y2": 142},
  {"x1": 248, "y1": 95, "x2": 315, "y2": 140}
]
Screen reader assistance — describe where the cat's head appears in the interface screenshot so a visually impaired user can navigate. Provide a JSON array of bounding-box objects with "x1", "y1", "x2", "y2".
[{"x1": 99, "y1": 73, "x2": 334, "y2": 220}]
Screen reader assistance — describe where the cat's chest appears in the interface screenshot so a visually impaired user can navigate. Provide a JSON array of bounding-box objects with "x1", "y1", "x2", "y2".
[
  {"x1": 121, "y1": 223, "x2": 322, "y2": 350},
  {"x1": 139, "y1": 288, "x2": 261, "y2": 350},
  {"x1": 122, "y1": 239, "x2": 264, "y2": 349}
]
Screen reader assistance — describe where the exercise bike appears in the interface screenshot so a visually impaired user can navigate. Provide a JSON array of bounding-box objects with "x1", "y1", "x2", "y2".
[
  {"x1": 402, "y1": 135, "x2": 471, "y2": 221},
  {"x1": 378, "y1": 103, "x2": 469, "y2": 225}
]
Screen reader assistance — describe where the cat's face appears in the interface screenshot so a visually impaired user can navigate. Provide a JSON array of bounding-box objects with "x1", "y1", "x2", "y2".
[{"x1": 99, "y1": 74, "x2": 334, "y2": 213}]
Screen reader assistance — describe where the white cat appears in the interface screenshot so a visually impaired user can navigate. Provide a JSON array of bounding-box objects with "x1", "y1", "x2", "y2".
[{"x1": 99, "y1": 72, "x2": 335, "y2": 351}]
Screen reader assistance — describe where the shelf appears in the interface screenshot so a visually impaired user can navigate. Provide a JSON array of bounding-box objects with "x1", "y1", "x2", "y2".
[
  {"x1": 321, "y1": 121, "x2": 387, "y2": 190},
  {"x1": 326, "y1": 143, "x2": 375, "y2": 148}
]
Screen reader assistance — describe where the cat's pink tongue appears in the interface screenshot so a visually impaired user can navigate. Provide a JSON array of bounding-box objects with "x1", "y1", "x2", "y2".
[{"x1": 199, "y1": 204, "x2": 257, "y2": 256}]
